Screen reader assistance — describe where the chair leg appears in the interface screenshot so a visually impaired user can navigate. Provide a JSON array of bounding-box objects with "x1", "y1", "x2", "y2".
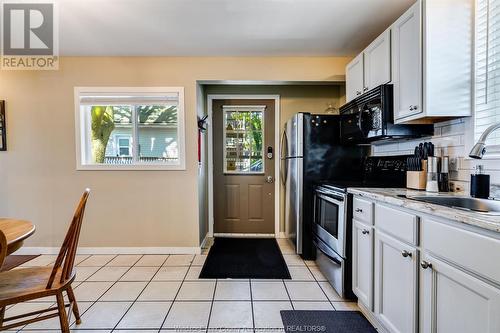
[
  {"x1": 67, "y1": 285, "x2": 81, "y2": 324},
  {"x1": 0, "y1": 306, "x2": 5, "y2": 326},
  {"x1": 56, "y1": 292, "x2": 70, "y2": 333}
]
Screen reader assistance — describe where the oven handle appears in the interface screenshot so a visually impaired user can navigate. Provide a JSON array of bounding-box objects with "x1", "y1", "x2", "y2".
[
  {"x1": 316, "y1": 193, "x2": 345, "y2": 205},
  {"x1": 313, "y1": 238, "x2": 342, "y2": 266}
]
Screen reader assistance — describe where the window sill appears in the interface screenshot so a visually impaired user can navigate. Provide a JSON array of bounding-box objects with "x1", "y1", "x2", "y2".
[{"x1": 76, "y1": 164, "x2": 186, "y2": 171}]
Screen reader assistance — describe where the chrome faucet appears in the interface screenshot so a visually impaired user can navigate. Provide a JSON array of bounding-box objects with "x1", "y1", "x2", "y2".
[{"x1": 469, "y1": 122, "x2": 500, "y2": 159}]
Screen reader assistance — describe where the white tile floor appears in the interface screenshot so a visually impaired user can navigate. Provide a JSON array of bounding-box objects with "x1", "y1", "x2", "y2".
[{"x1": 7, "y1": 240, "x2": 358, "y2": 332}]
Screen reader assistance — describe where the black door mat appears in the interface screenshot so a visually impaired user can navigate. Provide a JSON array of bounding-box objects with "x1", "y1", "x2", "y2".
[
  {"x1": 199, "y1": 238, "x2": 291, "y2": 279},
  {"x1": 280, "y1": 310, "x2": 377, "y2": 333}
]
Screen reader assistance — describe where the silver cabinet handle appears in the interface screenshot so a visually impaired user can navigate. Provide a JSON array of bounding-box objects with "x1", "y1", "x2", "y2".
[
  {"x1": 409, "y1": 106, "x2": 414, "y2": 111},
  {"x1": 355, "y1": 208, "x2": 363, "y2": 213},
  {"x1": 413, "y1": 105, "x2": 418, "y2": 110},
  {"x1": 401, "y1": 250, "x2": 412, "y2": 258},
  {"x1": 361, "y1": 229, "x2": 370, "y2": 235},
  {"x1": 421, "y1": 261, "x2": 432, "y2": 269},
  {"x1": 363, "y1": 87, "x2": 368, "y2": 91},
  {"x1": 356, "y1": 91, "x2": 362, "y2": 95}
]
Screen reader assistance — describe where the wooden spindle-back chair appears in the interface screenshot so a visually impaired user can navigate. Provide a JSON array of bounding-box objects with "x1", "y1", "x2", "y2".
[{"x1": 0, "y1": 189, "x2": 90, "y2": 332}]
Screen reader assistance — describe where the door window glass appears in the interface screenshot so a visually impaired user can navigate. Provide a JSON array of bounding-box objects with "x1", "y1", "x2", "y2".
[{"x1": 223, "y1": 106, "x2": 265, "y2": 173}]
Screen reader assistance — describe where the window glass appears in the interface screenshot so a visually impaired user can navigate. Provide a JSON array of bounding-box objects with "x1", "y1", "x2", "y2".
[
  {"x1": 224, "y1": 108, "x2": 264, "y2": 173},
  {"x1": 76, "y1": 87, "x2": 185, "y2": 169},
  {"x1": 89, "y1": 105, "x2": 132, "y2": 164},
  {"x1": 137, "y1": 105, "x2": 179, "y2": 163}
]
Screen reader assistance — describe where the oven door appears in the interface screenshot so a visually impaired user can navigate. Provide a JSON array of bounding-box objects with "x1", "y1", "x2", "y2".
[{"x1": 313, "y1": 188, "x2": 346, "y2": 257}]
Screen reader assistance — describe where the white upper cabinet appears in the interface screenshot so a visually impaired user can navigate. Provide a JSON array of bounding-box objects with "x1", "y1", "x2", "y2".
[
  {"x1": 392, "y1": 2, "x2": 422, "y2": 121},
  {"x1": 392, "y1": 0, "x2": 473, "y2": 123},
  {"x1": 345, "y1": 0, "x2": 473, "y2": 123},
  {"x1": 346, "y1": 53, "x2": 364, "y2": 102},
  {"x1": 364, "y1": 29, "x2": 391, "y2": 91},
  {"x1": 346, "y1": 29, "x2": 391, "y2": 103},
  {"x1": 420, "y1": 253, "x2": 500, "y2": 333}
]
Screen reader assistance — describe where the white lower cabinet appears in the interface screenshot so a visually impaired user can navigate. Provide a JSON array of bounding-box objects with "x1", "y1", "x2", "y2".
[
  {"x1": 352, "y1": 219, "x2": 373, "y2": 310},
  {"x1": 353, "y1": 195, "x2": 500, "y2": 333},
  {"x1": 420, "y1": 253, "x2": 500, "y2": 333},
  {"x1": 374, "y1": 230, "x2": 418, "y2": 333}
]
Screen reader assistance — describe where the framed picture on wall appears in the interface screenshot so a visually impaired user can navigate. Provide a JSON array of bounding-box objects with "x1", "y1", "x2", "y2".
[{"x1": 0, "y1": 101, "x2": 6, "y2": 151}]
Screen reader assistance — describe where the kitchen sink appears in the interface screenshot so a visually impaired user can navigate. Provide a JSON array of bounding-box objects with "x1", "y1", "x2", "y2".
[{"x1": 408, "y1": 195, "x2": 500, "y2": 214}]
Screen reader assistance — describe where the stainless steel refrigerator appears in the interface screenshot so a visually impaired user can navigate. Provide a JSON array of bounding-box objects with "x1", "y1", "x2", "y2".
[{"x1": 280, "y1": 113, "x2": 369, "y2": 259}]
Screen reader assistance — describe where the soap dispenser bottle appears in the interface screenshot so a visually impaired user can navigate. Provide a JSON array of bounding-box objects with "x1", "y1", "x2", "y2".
[{"x1": 470, "y1": 165, "x2": 490, "y2": 199}]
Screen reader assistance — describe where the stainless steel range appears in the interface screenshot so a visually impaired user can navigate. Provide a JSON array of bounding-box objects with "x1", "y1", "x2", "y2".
[{"x1": 313, "y1": 155, "x2": 409, "y2": 299}]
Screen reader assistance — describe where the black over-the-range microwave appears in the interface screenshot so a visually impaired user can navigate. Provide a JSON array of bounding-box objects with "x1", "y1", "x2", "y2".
[{"x1": 339, "y1": 84, "x2": 434, "y2": 144}]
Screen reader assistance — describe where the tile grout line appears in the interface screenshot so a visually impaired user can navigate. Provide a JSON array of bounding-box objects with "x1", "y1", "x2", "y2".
[
  {"x1": 205, "y1": 277, "x2": 218, "y2": 333},
  {"x1": 249, "y1": 278, "x2": 255, "y2": 333},
  {"x1": 17, "y1": 254, "x2": 120, "y2": 332},
  {"x1": 304, "y1": 261, "x2": 337, "y2": 310},
  {"x1": 158, "y1": 255, "x2": 195, "y2": 332},
  {"x1": 71, "y1": 254, "x2": 142, "y2": 331},
  {"x1": 110, "y1": 255, "x2": 171, "y2": 332}
]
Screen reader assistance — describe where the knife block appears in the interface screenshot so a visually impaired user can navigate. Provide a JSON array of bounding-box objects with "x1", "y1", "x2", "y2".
[{"x1": 407, "y1": 160, "x2": 427, "y2": 190}]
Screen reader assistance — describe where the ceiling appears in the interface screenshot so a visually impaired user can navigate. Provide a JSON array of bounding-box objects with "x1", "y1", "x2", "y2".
[{"x1": 57, "y1": 0, "x2": 415, "y2": 56}]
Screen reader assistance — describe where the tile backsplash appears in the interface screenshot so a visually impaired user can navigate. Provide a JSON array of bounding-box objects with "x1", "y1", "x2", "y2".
[{"x1": 372, "y1": 117, "x2": 500, "y2": 196}]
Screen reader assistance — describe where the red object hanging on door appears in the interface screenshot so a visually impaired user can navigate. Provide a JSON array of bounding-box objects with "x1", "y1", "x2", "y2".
[{"x1": 198, "y1": 129, "x2": 201, "y2": 163}]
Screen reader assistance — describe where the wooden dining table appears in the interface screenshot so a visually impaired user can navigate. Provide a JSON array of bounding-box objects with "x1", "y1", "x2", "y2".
[{"x1": 0, "y1": 218, "x2": 36, "y2": 256}]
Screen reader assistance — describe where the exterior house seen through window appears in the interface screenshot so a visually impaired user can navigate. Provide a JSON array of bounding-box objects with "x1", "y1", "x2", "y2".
[{"x1": 75, "y1": 87, "x2": 185, "y2": 170}]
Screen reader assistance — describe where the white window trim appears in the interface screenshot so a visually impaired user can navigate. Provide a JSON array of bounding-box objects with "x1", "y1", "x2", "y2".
[{"x1": 74, "y1": 87, "x2": 186, "y2": 171}]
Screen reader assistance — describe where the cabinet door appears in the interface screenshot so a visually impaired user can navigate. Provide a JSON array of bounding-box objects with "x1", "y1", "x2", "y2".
[
  {"x1": 352, "y1": 220, "x2": 373, "y2": 310},
  {"x1": 374, "y1": 231, "x2": 418, "y2": 333},
  {"x1": 364, "y1": 29, "x2": 391, "y2": 90},
  {"x1": 346, "y1": 53, "x2": 364, "y2": 102},
  {"x1": 420, "y1": 253, "x2": 500, "y2": 333},
  {"x1": 391, "y1": 1, "x2": 422, "y2": 121}
]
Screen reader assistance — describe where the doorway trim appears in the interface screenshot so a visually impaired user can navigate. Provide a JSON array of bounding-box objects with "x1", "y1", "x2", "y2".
[{"x1": 207, "y1": 94, "x2": 281, "y2": 238}]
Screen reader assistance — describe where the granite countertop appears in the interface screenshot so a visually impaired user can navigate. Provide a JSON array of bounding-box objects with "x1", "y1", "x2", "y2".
[{"x1": 348, "y1": 188, "x2": 500, "y2": 233}]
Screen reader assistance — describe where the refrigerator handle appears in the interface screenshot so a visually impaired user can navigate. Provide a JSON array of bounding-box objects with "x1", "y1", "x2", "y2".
[{"x1": 280, "y1": 130, "x2": 288, "y2": 185}]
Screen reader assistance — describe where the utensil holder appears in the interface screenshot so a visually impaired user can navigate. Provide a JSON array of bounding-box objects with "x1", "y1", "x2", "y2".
[{"x1": 407, "y1": 171, "x2": 427, "y2": 190}]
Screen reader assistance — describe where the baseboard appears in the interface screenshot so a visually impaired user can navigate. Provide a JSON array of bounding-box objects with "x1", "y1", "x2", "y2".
[
  {"x1": 213, "y1": 233, "x2": 275, "y2": 238},
  {"x1": 200, "y1": 235, "x2": 209, "y2": 249},
  {"x1": 16, "y1": 247, "x2": 202, "y2": 255}
]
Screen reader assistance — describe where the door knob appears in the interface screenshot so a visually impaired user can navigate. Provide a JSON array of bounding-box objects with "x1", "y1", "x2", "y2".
[{"x1": 266, "y1": 176, "x2": 274, "y2": 183}]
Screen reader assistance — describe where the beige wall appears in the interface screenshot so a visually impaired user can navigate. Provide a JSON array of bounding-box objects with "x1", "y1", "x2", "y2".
[
  {"x1": 0, "y1": 56, "x2": 350, "y2": 248},
  {"x1": 203, "y1": 84, "x2": 345, "y2": 233}
]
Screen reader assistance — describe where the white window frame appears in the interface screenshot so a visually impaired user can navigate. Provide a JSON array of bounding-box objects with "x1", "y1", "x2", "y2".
[
  {"x1": 74, "y1": 87, "x2": 186, "y2": 170},
  {"x1": 469, "y1": 0, "x2": 500, "y2": 159}
]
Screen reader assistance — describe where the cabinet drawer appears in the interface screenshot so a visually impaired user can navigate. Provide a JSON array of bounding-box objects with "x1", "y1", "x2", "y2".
[
  {"x1": 353, "y1": 197, "x2": 373, "y2": 224},
  {"x1": 422, "y1": 218, "x2": 500, "y2": 285},
  {"x1": 375, "y1": 204, "x2": 418, "y2": 245}
]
